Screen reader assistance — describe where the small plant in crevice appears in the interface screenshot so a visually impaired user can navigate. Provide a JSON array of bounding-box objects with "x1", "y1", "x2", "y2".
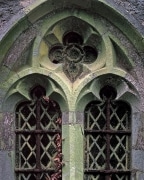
[
  {"x1": 43, "y1": 96, "x2": 63, "y2": 180},
  {"x1": 45, "y1": 131, "x2": 63, "y2": 180},
  {"x1": 45, "y1": 118, "x2": 63, "y2": 180}
]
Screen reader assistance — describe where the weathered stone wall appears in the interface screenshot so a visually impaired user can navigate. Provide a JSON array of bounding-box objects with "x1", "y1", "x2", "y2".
[
  {"x1": 0, "y1": 0, "x2": 144, "y2": 35},
  {"x1": 0, "y1": 0, "x2": 144, "y2": 180},
  {"x1": 110, "y1": 0, "x2": 144, "y2": 32},
  {"x1": 0, "y1": 0, "x2": 34, "y2": 31}
]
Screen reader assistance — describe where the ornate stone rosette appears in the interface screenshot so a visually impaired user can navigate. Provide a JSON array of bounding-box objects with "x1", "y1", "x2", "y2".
[{"x1": 49, "y1": 32, "x2": 98, "y2": 82}]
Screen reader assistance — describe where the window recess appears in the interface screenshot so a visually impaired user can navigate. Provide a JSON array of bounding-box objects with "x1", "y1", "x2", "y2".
[
  {"x1": 15, "y1": 86, "x2": 62, "y2": 180},
  {"x1": 84, "y1": 86, "x2": 131, "y2": 180}
]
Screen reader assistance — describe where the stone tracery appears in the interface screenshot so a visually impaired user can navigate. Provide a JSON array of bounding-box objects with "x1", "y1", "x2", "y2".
[{"x1": 49, "y1": 32, "x2": 98, "y2": 82}]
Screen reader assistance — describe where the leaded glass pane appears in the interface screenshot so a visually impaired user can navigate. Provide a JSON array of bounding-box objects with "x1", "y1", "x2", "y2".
[
  {"x1": 85, "y1": 101, "x2": 106, "y2": 130},
  {"x1": 84, "y1": 90, "x2": 131, "y2": 180},
  {"x1": 15, "y1": 86, "x2": 62, "y2": 180},
  {"x1": 110, "y1": 102, "x2": 130, "y2": 131},
  {"x1": 16, "y1": 102, "x2": 36, "y2": 130},
  {"x1": 16, "y1": 172, "x2": 54, "y2": 180},
  {"x1": 40, "y1": 134, "x2": 57, "y2": 169},
  {"x1": 17, "y1": 173, "x2": 36, "y2": 180},
  {"x1": 84, "y1": 174, "x2": 130, "y2": 180},
  {"x1": 84, "y1": 174, "x2": 105, "y2": 180},
  {"x1": 85, "y1": 134, "x2": 106, "y2": 170},
  {"x1": 16, "y1": 134, "x2": 36, "y2": 169},
  {"x1": 111, "y1": 174, "x2": 130, "y2": 180},
  {"x1": 110, "y1": 135, "x2": 130, "y2": 170}
]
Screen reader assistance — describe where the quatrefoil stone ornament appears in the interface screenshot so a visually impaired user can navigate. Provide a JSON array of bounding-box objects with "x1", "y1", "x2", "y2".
[{"x1": 49, "y1": 32, "x2": 98, "y2": 82}]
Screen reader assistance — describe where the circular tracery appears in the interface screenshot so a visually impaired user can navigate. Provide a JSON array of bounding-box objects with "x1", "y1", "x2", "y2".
[
  {"x1": 64, "y1": 44, "x2": 84, "y2": 63},
  {"x1": 49, "y1": 32, "x2": 98, "y2": 64},
  {"x1": 83, "y1": 46, "x2": 98, "y2": 63},
  {"x1": 49, "y1": 45, "x2": 63, "y2": 64},
  {"x1": 48, "y1": 31, "x2": 98, "y2": 81},
  {"x1": 63, "y1": 32, "x2": 83, "y2": 45}
]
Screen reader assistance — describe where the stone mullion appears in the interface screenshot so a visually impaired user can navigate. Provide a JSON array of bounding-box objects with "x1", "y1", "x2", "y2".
[
  {"x1": 62, "y1": 111, "x2": 70, "y2": 180},
  {"x1": 62, "y1": 111, "x2": 84, "y2": 180}
]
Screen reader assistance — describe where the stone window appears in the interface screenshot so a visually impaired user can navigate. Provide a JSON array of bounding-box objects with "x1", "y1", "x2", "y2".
[
  {"x1": 15, "y1": 86, "x2": 62, "y2": 180},
  {"x1": 84, "y1": 86, "x2": 131, "y2": 180},
  {"x1": 0, "y1": 3, "x2": 142, "y2": 179}
]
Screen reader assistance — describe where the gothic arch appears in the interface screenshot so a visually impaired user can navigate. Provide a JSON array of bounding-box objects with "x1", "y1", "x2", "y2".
[{"x1": 0, "y1": 0, "x2": 144, "y2": 179}]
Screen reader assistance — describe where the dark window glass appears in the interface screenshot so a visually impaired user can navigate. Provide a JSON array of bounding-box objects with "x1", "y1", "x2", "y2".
[
  {"x1": 84, "y1": 86, "x2": 131, "y2": 180},
  {"x1": 15, "y1": 86, "x2": 62, "y2": 180}
]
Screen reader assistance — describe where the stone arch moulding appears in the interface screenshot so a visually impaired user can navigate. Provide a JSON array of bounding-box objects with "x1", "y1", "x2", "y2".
[
  {"x1": 0, "y1": 0, "x2": 143, "y2": 89},
  {"x1": 3, "y1": 74, "x2": 68, "y2": 112},
  {"x1": 0, "y1": 0, "x2": 143, "y2": 90},
  {"x1": 0, "y1": 0, "x2": 144, "y2": 180},
  {"x1": 76, "y1": 74, "x2": 140, "y2": 113},
  {"x1": 0, "y1": 0, "x2": 143, "y2": 78},
  {"x1": 76, "y1": 74, "x2": 142, "y2": 179},
  {"x1": 0, "y1": 0, "x2": 143, "y2": 55},
  {"x1": 36, "y1": 15, "x2": 107, "y2": 83}
]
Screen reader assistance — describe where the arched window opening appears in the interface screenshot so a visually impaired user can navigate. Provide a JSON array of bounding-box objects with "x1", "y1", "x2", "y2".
[
  {"x1": 84, "y1": 86, "x2": 131, "y2": 180},
  {"x1": 15, "y1": 86, "x2": 62, "y2": 180}
]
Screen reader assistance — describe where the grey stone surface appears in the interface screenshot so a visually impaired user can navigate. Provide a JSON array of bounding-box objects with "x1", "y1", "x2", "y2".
[
  {"x1": 106, "y1": 0, "x2": 144, "y2": 35},
  {"x1": 2, "y1": 112, "x2": 15, "y2": 150},
  {"x1": 0, "y1": 0, "x2": 35, "y2": 33},
  {"x1": 0, "y1": 0, "x2": 144, "y2": 37},
  {"x1": 62, "y1": 111, "x2": 69, "y2": 125},
  {"x1": 0, "y1": 151, "x2": 14, "y2": 180},
  {"x1": 76, "y1": 112, "x2": 84, "y2": 124},
  {"x1": 132, "y1": 150, "x2": 144, "y2": 176},
  {"x1": 132, "y1": 112, "x2": 141, "y2": 147},
  {"x1": 0, "y1": 0, "x2": 21, "y2": 30},
  {"x1": 3, "y1": 26, "x2": 37, "y2": 69}
]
